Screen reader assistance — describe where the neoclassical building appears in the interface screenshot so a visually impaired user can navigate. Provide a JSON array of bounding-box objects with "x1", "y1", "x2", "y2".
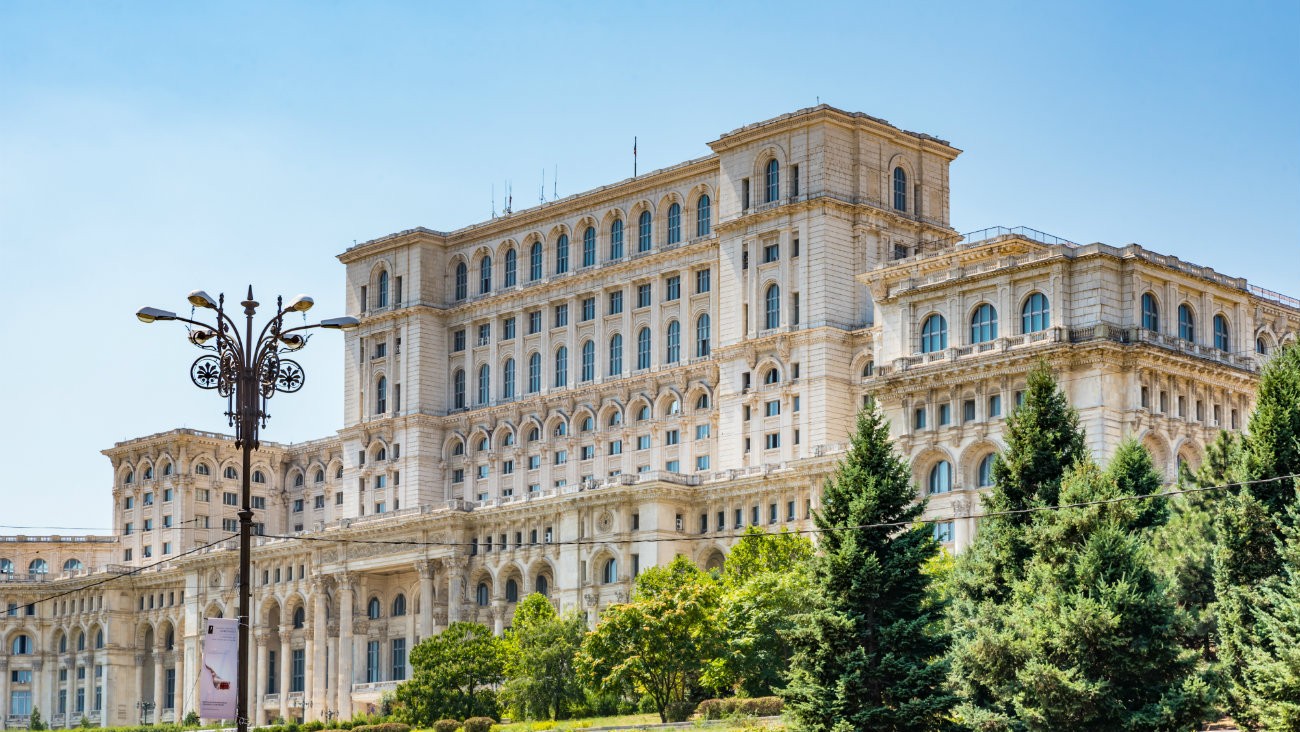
[{"x1": 3, "y1": 105, "x2": 1298, "y2": 729}]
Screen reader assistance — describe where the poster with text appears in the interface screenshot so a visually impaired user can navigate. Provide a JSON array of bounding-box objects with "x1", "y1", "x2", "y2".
[{"x1": 200, "y1": 617, "x2": 238, "y2": 720}]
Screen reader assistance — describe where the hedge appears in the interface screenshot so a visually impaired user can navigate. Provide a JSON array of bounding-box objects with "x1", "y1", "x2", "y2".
[
  {"x1": 352, "y1": 724, "x2": 410, "y2": 732},
  {"x1": 463, "y1": 717, "x2": 495, "y2": 732},
  {"x1": 432, "y1": 720, "x2": 461, "y2": 732},
  {"x1": 694, "y1": 697, "x2": 784, "y2": 719}
]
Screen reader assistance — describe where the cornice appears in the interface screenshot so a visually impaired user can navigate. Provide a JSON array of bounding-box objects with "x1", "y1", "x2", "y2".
[{"x1": 708, "y1": 104, "x2": 959, "y2": 157}]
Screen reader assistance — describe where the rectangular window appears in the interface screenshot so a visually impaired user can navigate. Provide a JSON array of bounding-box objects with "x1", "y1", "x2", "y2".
[
  {"x1": 765, "y1": 432, "x2": 781, "y2": 450},
  {"x1": 162, "y1": 542, "x2": 172, "y2": 555},
  {"x1": 252, "y1": 496, "x2": 266, "y2": 509},
  {"x1": 752, "y1": 506, "x2": 761, "y2": 525},
  {"x1": 503, "y1": 316, "x2": 516, "y2": 340},
  {"x1": 609, "y1": 439, "x2": 622, "y2": 455},
  {"x1": 765, "y1": 400, "x2": 781, "y2": 417},
  {"x1": 222, "y1": 518, "x2": 237, "y2": 532},
  {"x1": 477, "y1": 323, "x2": 491, "y2": 346},
  {"x1": 477, "y1": 464, "x2": 489, "y2": 479},
  {"x1": 666, "y1": 275, "x2": 680, "y2": 301},
  {"x1": 744, "y1": 404, "x2": 752, "y2": 421},
  {"x1": 453, "y1": 329, "x2": 466, "y2": 352},
  {"x1": 452, "y1": 469, "x2": 465, "y2": 483},
  {"x1": 528, "y1": 310, "x2": 542, "y2": 334},
  {"x1": 636, "y1": 435, "x2": 651, "y2": 450},
  {"x1": 934, "y1": 521, "x2": 954, "y2": 543},
  {"x1": 293, "y1": 499, "x2": 304, "y2": 513},
  {"x1": 735, "y1": 508, "x2": 744, "y2": 528},
  {"x1": 716, "y1": 511, "x2": 725, "y2": 531},
  {"x1": 665, "y1": 429, "x2": 680, "y2": 445},
  {"x1": 695, "y1": 455, "x2": 710, "y2": 471},
  {"x1": 608, "y1": 290, "x2": 624, "y2": 314},
  {"x1": 989, "y1": 394, "x2": 1002, "y2": 418},
  {"x1": 503, "y1": 459, "x2": 514, "y2": 474},
  {"x1": 695, "y1": 423, "x2": 711, "y2": 440},
  {"x1": 336, "y1": 491, "x2": 344, "y2": 505},
  {"x1": 374, "y1": 341, "x2": 387, "y2": 358},
  {"x1": 125, "y1": 522, "x2": 133, "y2": 535},
  {"x1": 792, "y1": 293, "x2": 800, "y2": 325},
  {"x1": 391, "y1": 638, "x2": 407, "y2": 681},
  {"x1": 554, "y1": 450, "x2": 567, "y2": 465},
  {"x1": 636, "y1": 283, "x2": 652, "y2": 309},
  {"x1": 914, "y1": 408, "x2": 927, "y2": 429},
  {"x1": 793, "y1": 395, "x2": 801, "y2": 412},
  {"x1": 581, "y1": 445, "x2": 594, "y2": 460},
  {"x1": 163, "y1": 488, "x2": 173, "y2": 502},
  {"x1": 143, "y1": 545, "x2": 152, "y2": 558},
  {"x1": 763, "y1": 242, "x2": 780, "y2": 263},
  {"x1": 291, "y1": 648, "x2": 305, "y2": 692},
  {"x1": 553, "y1": 304, "x2": 568, "y2": 328},
  {"x1": 695, "y1": 268, "x2": 711, "y2": 294},
  {"x1": 143, "y1": 492, "x2": 153, "y2": 505},
  {"x1": 528, "y1": 455, "x2": 541, "y2": 470},
  {"x1": 742, "y1": 178, "x2": 750, "y2": 210},
  {"x1": 581, "y1": 297, "x2": 596, "y2": 321},
  {"x1": 791, "y1": 165, "x2": 800, "y2": 197},
  {"x1": 144, "y1": 518, "x2": 153, "y2": 531},
  {"x1": 666, "y1": 459, "x2": 680, "y2": 472},
  {"x1": 938, "y1": 403, "x2": 951, "y2": 426},
  {"x1": 313, "y1": 495, "x2": 325, "y2": 509},
  {"x1": 787, "y1": 500, "x2": 796, "y2": 521},
  {"x1": 366, "y1": 640, "x2": 381, "y2": 683}
]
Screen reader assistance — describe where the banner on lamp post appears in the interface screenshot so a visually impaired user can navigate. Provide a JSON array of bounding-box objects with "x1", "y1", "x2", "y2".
[{"x1": 200, "y1": 617, "x2": 238, "y2": 720}]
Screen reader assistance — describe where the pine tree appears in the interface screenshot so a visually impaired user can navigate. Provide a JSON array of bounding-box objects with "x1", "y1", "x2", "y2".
[
  {"x1": 1241, "y1": 505, "x2": 1300, "y2": 729},
  {"x1": 782, "y1": 400, "x2": 954, "y2": 732}
]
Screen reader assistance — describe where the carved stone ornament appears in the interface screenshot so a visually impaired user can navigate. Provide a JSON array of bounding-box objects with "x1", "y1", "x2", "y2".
[{"x1": 596, "y1": 511, "x2": 613, "y2": 534}]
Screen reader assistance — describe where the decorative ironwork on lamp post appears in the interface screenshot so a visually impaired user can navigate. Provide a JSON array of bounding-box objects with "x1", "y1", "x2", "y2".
[{"x1": 137, "y1": 288, "x2": 357, "y2": 732}]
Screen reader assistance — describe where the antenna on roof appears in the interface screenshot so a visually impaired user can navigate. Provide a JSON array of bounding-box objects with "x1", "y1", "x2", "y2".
[
  {"x1": 506, "y1": 181, "x2": 512, "y2": 215},
  {"x1": 553, "y1": 164, "x2": 558, "y2": 200},
  {"x1": 816, "y1": 96, "x2": 820, "y2": 105},
  {"x1": 540, "y1": 168, "x2": 546, "y2": 204},
  {"x1": 633, "y1": 136, "x2": 638, "y2": 178},
  {"x1": 491, "y1": 183, "x2": 496, "y2": 219}
]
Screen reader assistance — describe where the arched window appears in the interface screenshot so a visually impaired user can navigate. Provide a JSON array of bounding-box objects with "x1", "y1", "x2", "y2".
[
  {"x1": 165, "y1": 628, "x2": 175, "y2": 650},
  {"x1": 636, "y1": 404, "x2": 651, "y2": 422},
  {"x1": 529, "y1": 241, "x2": 543, "y2": 281},
  {"x1": 764, "y1": 368, "x2": 780, "y2": 385},
  {"x1": 143, "y1": 466, "x2": 153, "y2": 480},
  {"x1": 452, "y1": 369, "x2": 466, "y2": 410},
  {"x1": 696, "y1": 194, "x2": 711, "y2": 237},
  {"x1": 314, "y1": 469, "x2": 324, "y2": 483},
  {"x1": 253, "y1": 470, "x2": 266, "y2": 484},
  {"x1": 504, "y1": 247, "x2": 518, "y2": 287},
  {"x1": 696, "y1": 393, "x2": 710, "y2": 409},
  {"x1": 1214, "y1": 314, "x2": 1230, "y2": 351},
  {"x1": 294, "y1": 473, "x2": 304, "y2": 487},
  {"x1": 58, "y1": 634, "x2": 66, "y2": 652},
  {"x1": 95, "y1": 629, "x2": 104, "y2": 649},
  {"x1": 667, "y1": 203, "x2": 681, "y2": 244},
  {"x1": 475, "y1": 436, "x2": 488, "y2": 452},
  {"x1": 337, "y1": 465, "x2": 344, "y2": 479},
  {"x1": 503, "y1": 358, "x2": 516, "y2": 399},
  {"x1": 454, "y1": 262, "x2": 468, "y2": 301},
  {"x1": 376, "y1": 376, "x2": 388, "y2": 414},
  {"x1": 978, "y1": 454, "x2": 996, "y2": 488},
  {"x1": 293, "y1": 607, "x2": 305, "y2": 629},
  {"x1": 765, "y1": 159, "x2": 780, "y2": 203},
  {"x1": 1022, "y1": 292, "x2": 1050, "y2": 333},
  {"x1": 0, "y1": 558, "x2": 12, "y2": 574},
  {"x1": 392, "y1": 594, "x2": 407, "y2": 616},
  {"x1": 863, "y1": 360, "x2": 875, "y2": 377},
  {"x1": 196, "y1": 463, "x2": 210, "y2": 476},
  {"x1": 63, "y1": 558, "x2": 82, "y2": 572},
  {"x1": 555, "y1": 233, "x2": 570, "y2": 274},
  {"x1": 581, "y1": 340, "x2": 595, "y2": 382},
  {"x1": 1257, "y1": 337, "x2": 1268, "y2": 355},
  {"x1": 638, "y1": 210, "x2": 652, "y2": 253},
  {"x1": 609, "y1": 411, "x2": 623, "y2": 427},
  {"x1": 610, "y1": 219, "x2": 624, "y2": 259},
  {"x1": 892, "y1": 167, "x2": 908, "y2": 212},
  {"x1": 224, "y1": 466, "x2": 238, "y2": 480},
  {"x1": 1141, "y1": 293, "x2": 1160, "y2": 332},
  {"x1": 555, "y1": 346, "x2": 569, "y2": 387},
  {"x1": 602, "y1": 557, "x2": 618, "y2": 584},
  {"x1": 367, "y1": 597, "x2": 381, "y2": 619},
  {"x1": 1178, "y1": 304, "x2": 1195, "y2": 342},
  {"x1": 609, "y1": 334, "x2": 624, "y2": 376},
  {"x1": 637, "y1": 327, "x2": 652, "y2": 370},
  {"x1": 476, "y1": 583, "x2": 490, "y2": 607},
  {"x1": 162, "y1": 462, "x2": 172, "y2": 476},
  {"x1": 12, "y1": 634, "x2": 32, "y2": 655},
  {"x1": 376, "y1": 447, "x2": 387, "y2": 462},
  {"x1": 535, "y1": 575, "x2": 549, "y2": 596},
  {"x1": 666, "y1": 320, "x2": 681, "y2": 364},
  {"x1": 920, "y1": 314, "x2": 948, "y2": 353},
  {"x1": 124, "y1": 470, "x2": 134, "y2": 484},
  {"x1": 505, "y1": 579, "x2": 519, "y2": 603},
  {"x1": 378, "y1": 270, "x2": 390, "y2": 308},
  {"x1": 696, "y1": 314, "x2": 711, "y2": 357},
  {"x1": 451, "y1": 439, "x2": 464, "y2": 456},
  {"x1": 528, "y1": 426, "x2": 540, "y2": 441},
  {"x1": 582, "y1": 226, "x2": 597, "y2": 267},
  {"x1": 528, "y1": 353, "x2": 542, "y2": 393},
  {"x1": 77, "y1": 631, "x2": 86, "y2": 651},
  {"x1": 29, "y1": 558, "x2": 48, "y2": 575},
  {"x1": 667, "y1": 399, "x2": 680, "y2": 415},
  {"x1": 928, "y1": 461, "x2": 952, "y2": 494},
  {"x1": 764, "y1": 284, "x2": 781, "y2": 329},
  {"x1": 477, "y1": 364, "x2": 491, "y2": 405},
  {"x1": 970, "y1": 303, "x2": 998, "y2": 344},
  {"x1": 480, "y1": 256, "x2": 493, "y2": 294}
]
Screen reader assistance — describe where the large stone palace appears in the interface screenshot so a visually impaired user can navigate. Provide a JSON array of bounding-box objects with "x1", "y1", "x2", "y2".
[{"x1": 3, "y1": 105, "x2": 1298, "y2": 728}]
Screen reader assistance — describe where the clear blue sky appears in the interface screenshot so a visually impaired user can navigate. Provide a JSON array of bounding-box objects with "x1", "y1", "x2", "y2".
[{"x1": 1, "y1": 1, "x2": 1296, "y2": 533}]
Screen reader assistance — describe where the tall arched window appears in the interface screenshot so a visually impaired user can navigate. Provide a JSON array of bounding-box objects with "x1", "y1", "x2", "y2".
[
  {"x1": 293, "y1": 607, "x2": 305, "y2": 628},
  {"x1": 505, "y1": 579, "x2": 519, "y2": 603},
  {"x1": 696, "y1": 194, "x2": 711, "y2": 237},
  {"x1": 29, "y1": 558, "x2": 48, "y2": 574},
  {"x1": 0, "y1": 558, "x2": 13, "y2": 574},
  {"x1": 1258, "y1": 337, "x2": 1269, "y2": 355},
  {"x1": 367, "y1": 597, "x2": 381, "y2": 619},
  {"x1": 12, "y1": 634, "x2": 32, "y2": 654},
  {"x1": 454, "y1": 262, "x2": 468, "y2": 301},
  {"x1": 502, "y1": 358, "x2": 516, "y2": 399},
  {"x1": 765, "y1": 159, "x2": 780, "y2": 203},
  {"x1": 476, "y1": 583, "x2": 490, "y2": 607},
  {"x1": 452, "y1": 370, "x2": 465, "y2": 410},
  {"x1": 667, "y1": 203, "x2": 681, "y2": 244},
  {"x1": 582, "y1": 226, "x2": 596, "y2": 267},
  {"x1": 479, "y1": 256, "x2": 492, "y2": 294},
  {"x1": 504, "y1": 247, "x2": 518, "y2": 287},
  {"x1": 920, "y1": 314, "x2": 948, "y2": 353},
  {"x1": 314, "y1": 469, "x2": 324, "y2": 483},
  {"x1": 928, "y1": 461, "x2": 952, "y2": 494},
  {"x1": 555, "y1": 346, "x2": 568, "y2": 387},
  {"x1": 1178, "y1": 304, "x2": 1195, "y2": 342},
  {"x1": 978, "y1": 454, "x2": 996, "y2": 488},
  {"x1": 696, "y1": 314, "x2": 711, "y2": 357},
  {"x1": 970, "y1": 303, "x2": 998, "y2": 344},
  {"x1": 638, "y1": 210, "x2": 652, "y2": 253},
  {"x1": 377, "y1": 270, "x2": 389, "y2": 307},
  {"x1": 764, "y1": 284, "x2": 781, "y2": 329},
  {"x1": 637, "y1": 327, "x2": 652, "y2": 370},
  {"x1": 1022, "y1": 292, "x2": 1050, "y2": 333},
  {"x1": 609, "y1": 334, "x2": 624, "y2": 376},
  {"x1": 610, "y1": 219, "x2": 624, "y2": 259},
  {"x1": 528, "y1": 353, "x2": 542, "y2": 393},
  {"x1": 1214, "y1": 314, "x2": 1230, "y2": 351},
  {"x1": 535, "y1": 575, "x2": 549, "y2": 596},
  {"x1": 1141, "y1": 293, "x2": 1160, "y2": 332},
  {"x1": 892, "y1": 167, "x2": 908, "y2": 212},
  {"x1": 392, "y1": 594, "x2": 407, "y2": 616},
  {"x1": 376, "y1": 376, "x2": 387, "y2": 414},
  {"x1": 195, "y1": 463, "x2": 210, "y2": 476},
  {"x1": 602, "y1": 557, "x2": 618, "y2": 584},
  {"x1": 666, "y1": 320, "x2": 681, "y2": 364},
  {"x1": 477, "y1": 364, "x2": 490, "y2": 405},
  {"x1": 555, "y1": 233, "x2": 570, "y2": 274},
  {"x1": 95, "y1": 629, "x2": 104, "y2": 649},
  {"x1": 63, "y1": 558, "x2": 82, "y2": 572},
  {"x1": 529, "y1": 241, "x2": 543, "y2": 281},
  {"x1": 581, "y1": 340, "x2": 595, "y2": 382}
]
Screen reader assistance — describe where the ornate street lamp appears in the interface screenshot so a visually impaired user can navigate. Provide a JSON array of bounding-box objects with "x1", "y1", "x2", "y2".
[{"x1": 137, "y1": 287, "x2": 357, "y2": 732}]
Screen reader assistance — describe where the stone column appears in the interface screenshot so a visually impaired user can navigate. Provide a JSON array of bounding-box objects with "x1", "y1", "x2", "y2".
[
  {"x1": 337, "y1": 578, "x2": 354, "y2": 720},
  {"x1": 173, "y1": 653, "x2": 184, "y2": 718},
  {"x1": 152, "y1": 650, "x2": 165, "y2": 718},
  {"x1": 445, "y1": 560, "x2": 465, "y2": 624},
  {"x1": 278, "y1": 630, "x2": 291, "y2": 721},
  {"x1": 492, "y1": 599, "x2": 505, "y2": 636},
  {"x1": 417, "y1": 562, "x2": 435, "y2": 639},
  {"x1": 30, "y1": 659, "x2": 43, "y2": 723},
  {"x1": 255, "y1": 632, "x2": 268, "y2": 723},
  {"x1": 311, "y1": 592, "x2": 327, "y2": 721},
  {"x1": 134, "y1": 656, "x2": 145, "y2": 713},
  {"x1": 0, "y1": 658, "x2": 10, "y2": 722}
]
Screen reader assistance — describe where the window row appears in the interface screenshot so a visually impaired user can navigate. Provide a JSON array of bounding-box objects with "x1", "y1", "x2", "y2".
[
  {"x1": 1145, "y1": 293, "x2": 1234, "y2": 351},
  {"x1": 918, "y1": 293, "x2": 1051, "y2": 353}
]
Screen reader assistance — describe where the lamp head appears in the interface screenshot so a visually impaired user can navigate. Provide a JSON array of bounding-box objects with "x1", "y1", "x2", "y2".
[
  {"x1": 319, "y1": 316, "x2": 361, "y2": 331},
  {"x1": 187, "y1": 290, "x2": 218, "y2": 310},
  {"x1": 136, "y1": 307, "x2": 177, "y2": 324},
  {"x1": 279, "y1": 334, "x2": 306, "y2": 350},
  {"x1": 189, "y1": 329, "x2": 217, "y2": 346},
  {"x1": 286, "y1": 294, "x2": 315, "y2": 313}
]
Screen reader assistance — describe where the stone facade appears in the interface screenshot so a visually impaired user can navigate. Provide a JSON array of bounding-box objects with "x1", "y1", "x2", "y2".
[{"x1": 2, "y1": 105, "x2": 1298, "y2": 728}]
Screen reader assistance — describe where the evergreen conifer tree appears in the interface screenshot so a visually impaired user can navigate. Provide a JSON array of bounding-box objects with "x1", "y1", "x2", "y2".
[{"x1": 782, "y1": 400, "x2": 954, "y2": 732}]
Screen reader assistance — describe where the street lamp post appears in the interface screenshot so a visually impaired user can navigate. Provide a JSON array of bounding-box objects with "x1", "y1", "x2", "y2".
[
  {"x1": 294, "y1": 696, "x2": 312, "y2": 723},
  {"x1": 136, "y1": 700, "x2": 155, "y2": 726},
  {"x1": 137, "y1": 288, "x2": 357, "y2": 732}
]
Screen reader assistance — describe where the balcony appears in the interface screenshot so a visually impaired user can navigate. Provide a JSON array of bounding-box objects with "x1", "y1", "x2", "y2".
[{"x1": 352, "y1": 680, "x2": 400, "y2": 694}]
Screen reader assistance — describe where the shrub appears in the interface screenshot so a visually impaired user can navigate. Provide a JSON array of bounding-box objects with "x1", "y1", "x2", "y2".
[
  {"x1": 664, "y1": 701, "x2": 694, "y2": 723},
  {"x1": 432, "y1": 721, "x2": 461, "y2": 732},
  {"x1": 695, "y1": 697, "x2": 783, "y2": 719},
  {"x1": 355, "y1": 724, "x2": 411, "y2": 732},
  {"x1": 738, "y1": 697, "x2": 782, "y2": 716},
  {"x1": 303, "y1": 722, "x2": 325, "y2": 732},
  {"x1": 463, "y1": 717, "x2": 495, "y2": 732}
]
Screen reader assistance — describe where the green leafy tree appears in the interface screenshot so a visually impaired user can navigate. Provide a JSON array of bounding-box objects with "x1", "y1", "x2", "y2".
[
  {"x1": 577, "y1": 556, "x2": 722, "y2": 722},
  {"x1": 392, "y1": 621, "x2": 508, "y2": 725},
  {"x1": 501, "y1": 593, "x2": 587, "y2": 720},
  {"x1": 782, "y1": 401, "x2": 955, "y2": 732},
  {"x1": 720, "y1": 526, "x2": 814, "y2": 586},
  {"x1": 28, "y1": 707, "x2": 45, "y2": 731}
]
